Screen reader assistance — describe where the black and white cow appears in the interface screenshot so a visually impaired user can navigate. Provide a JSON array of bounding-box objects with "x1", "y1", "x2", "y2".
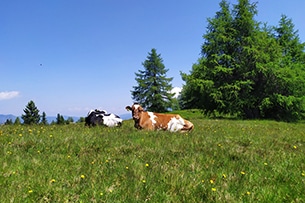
[{"x1": 85, "y1": 109, "x2": 123, "y2": 127}]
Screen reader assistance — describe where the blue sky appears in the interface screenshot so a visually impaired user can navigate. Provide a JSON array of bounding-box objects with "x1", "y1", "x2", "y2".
[{"x1": 1, "y1": 0, "x2": 304, "y2": 117}]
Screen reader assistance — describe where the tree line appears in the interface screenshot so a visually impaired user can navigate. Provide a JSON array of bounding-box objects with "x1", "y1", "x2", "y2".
[
  {"x1": 179, "y1": 0, "x2": 305, "y2": 121},
  {"x1": 4, "y1": 100, "x2": 81, "y2": 125}
]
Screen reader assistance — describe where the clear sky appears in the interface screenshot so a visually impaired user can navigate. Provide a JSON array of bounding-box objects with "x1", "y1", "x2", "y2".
[{"x1": 1, "y1": 0, "x2": 304, "y2": 117}]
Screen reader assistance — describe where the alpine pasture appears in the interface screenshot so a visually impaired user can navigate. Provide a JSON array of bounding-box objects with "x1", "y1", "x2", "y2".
[{"x1": 1, "y1": 111, "x2": 305, "y2": 202}]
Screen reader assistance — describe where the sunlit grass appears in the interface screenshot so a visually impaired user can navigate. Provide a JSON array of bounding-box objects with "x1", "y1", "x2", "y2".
[{"x1": 0, "y1": 118, "x2": 305, "y2": 202}]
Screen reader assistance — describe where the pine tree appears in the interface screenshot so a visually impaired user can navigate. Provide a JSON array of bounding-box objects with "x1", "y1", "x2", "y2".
[
  {"x1": 14, "y1": 117, "x2": 21, "y2": 125},
  {"x1": 41, "y1": 112, "x2": 48, "y2": 125},
  {"x1": 230, "y1": 0, "x2": 263, "y2": 118},
  {"x1": 259, "y1": 15, "x2": 305, "y2": 121},
  {"x1": 181, "y1": 0, "x2": 305, "y2": 121},
  {"x1": 181, "y1": 0, "x2": 234, "y2": 113},
  {"x1": 275, "y1": 15, "x2": 305, "y2": 63},
  {"x1": 65, "y1": 117, "x2": 74, "y2": 124},
  {"x1": 131, "y1": 48, "x2": 174, "y2": 112},
  {"x1": 77, "y1": 117, "x2": 86, "y2": 123},
  {"x1": 56, "y1": 113, "x2": 65, "y2": 125},
  {"x1": 21, "y1": 100, "x2": 40, "y2": 124},
  {"x1": 4, "y1": 119, "x2": 13, "y2": 125}
]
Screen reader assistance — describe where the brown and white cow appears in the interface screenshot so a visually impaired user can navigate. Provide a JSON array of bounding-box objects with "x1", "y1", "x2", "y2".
[{"x1": 125, "y1": 103, "x2": 194, "y2": 132}]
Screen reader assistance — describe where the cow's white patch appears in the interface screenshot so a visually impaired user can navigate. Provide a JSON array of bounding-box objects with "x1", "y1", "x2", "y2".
[
  {"x1": 148, "y1": 112, "x2": 157, "y2": 125},
  {"x1": 167, "y1": 116, "x2": 185, "y2": 132},
  {"x1": 102, "y1": 114, "x2": 123, "y2": 127},
  {"x1": 134, "y1": 104, "x2": 140, "y2": 110}
]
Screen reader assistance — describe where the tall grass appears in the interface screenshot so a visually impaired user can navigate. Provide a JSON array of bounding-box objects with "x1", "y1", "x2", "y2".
[{"x1": 1, "y1": 117, "x2": 304, "y2": 202}]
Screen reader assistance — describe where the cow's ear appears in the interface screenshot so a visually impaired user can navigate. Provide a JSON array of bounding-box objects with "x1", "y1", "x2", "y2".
[{"x1": 125, "y1": 106, "x2": 132, "y2": 111}]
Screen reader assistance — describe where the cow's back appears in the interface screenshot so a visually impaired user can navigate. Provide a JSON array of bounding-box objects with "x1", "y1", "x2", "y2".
[
  {"x1": 151, "y1": 113, "x2": 174, "y2": 130},
  {"x1": 149, "y1": 113, "x2": 193, "y2": 132}
]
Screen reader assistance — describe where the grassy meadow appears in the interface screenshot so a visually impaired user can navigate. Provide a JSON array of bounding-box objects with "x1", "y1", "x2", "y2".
[{"x1": 1, "y1": 111, "x2": 305, "y2": 202}]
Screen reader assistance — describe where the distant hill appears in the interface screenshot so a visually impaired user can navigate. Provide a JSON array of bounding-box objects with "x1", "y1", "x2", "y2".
[{"x1": 0, "y1": 114, "x2": 16, "y2": 124}]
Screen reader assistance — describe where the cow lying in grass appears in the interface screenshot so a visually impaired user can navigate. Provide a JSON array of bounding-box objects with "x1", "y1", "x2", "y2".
[
  {"x1": 125, "y1": 103, "x2": 194, "y2": 132},
  {"x1": 85, "y1": 109, "x2": 122, "y2": 127}
]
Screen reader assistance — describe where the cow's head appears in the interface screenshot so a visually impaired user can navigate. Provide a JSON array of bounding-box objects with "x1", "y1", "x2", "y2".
[
  {"x1": 125, "y1": 103, "x2": 144, "y2": 120},
  {"x1": 126, "y1": 103, "x2": 144, "y2": 129}
]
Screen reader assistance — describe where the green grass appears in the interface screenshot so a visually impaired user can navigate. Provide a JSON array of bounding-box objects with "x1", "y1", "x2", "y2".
[{"x1": 1, "y1": 118, "x2": 305, "y2": 202}]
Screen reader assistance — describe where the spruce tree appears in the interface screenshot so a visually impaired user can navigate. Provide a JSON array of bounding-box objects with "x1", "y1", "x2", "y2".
[
  {"x1": 131, "y1": 48, "x2": 174, "y2": 112},
  {"x1": 56, "y1": 113, "x2": 65, "y2": 125},
  {"x1": 14, "y1": 117, "x2": 21, "y2": 125},
  {"x1": 230, "y1": 0, "x2": 262, "y2": 118},
  {"x1": 21, "y1": 100, "x2": 40, "y2": 124},
  {"x1": 259, "y1": 15, "x2": 305, "y2": 121},
  {"x1": 181, "y1": 0, "x2": 235, "y2": 113},
  {"x1": 41, "y1": 112, "x2": 48, "y2": 125},
  {"x1": 275, "y1": 15, "x2": 305, "y2": 63},
  {"x1": 181, "y1": 0, "x2": 305, "y2": 121},
  {"x1": 65, "y1": 117, "x2": 74, "y2": 124},
  {"x1": 4, "y1": 119, "x2": 13, "y2": 125}
]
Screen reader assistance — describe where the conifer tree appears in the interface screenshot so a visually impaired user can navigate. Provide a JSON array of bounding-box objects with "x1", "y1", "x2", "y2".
[
  {"x1": 275, "y1": 15, "x2": 305, "y2": 63},
  {"x1": 260, "y1": 15, "x2": 305, "y2": 121},
  {"x1": 4, "y1": 119, "x2": 13, "y2": 125},
  {"x1": 181, "y1": 0, "x2": 234, "y2": 112},
  {"x1": 131, "y1": 48, "x2": 174, "y2": 112},
  {"x1": 14, "y1": 117, "x2": 21, "y2": 125},
  {"x1": 21, "y1": 100, "x2": 40, "y2": 124},
  {"x1": 41, "y1": 112, "x2": 48, "y2": 125},
  {"x1": 65, "y1": 117, "x2": 74, "y2": 124},
  {"x1": 56, "y1": 113, "x2": 65, "y2": 125},
  {"x1": 181, "y1": 0, "x2": 305, "y2": 121}
]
